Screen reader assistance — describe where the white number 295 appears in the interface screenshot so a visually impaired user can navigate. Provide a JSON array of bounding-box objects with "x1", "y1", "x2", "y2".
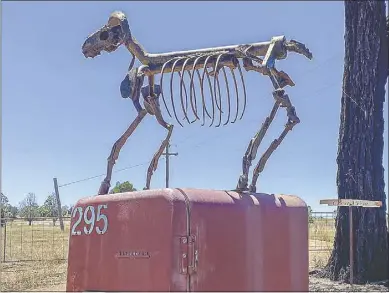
[{"x1": 71, "y1": 204, "x2": 108, "y2": 236}]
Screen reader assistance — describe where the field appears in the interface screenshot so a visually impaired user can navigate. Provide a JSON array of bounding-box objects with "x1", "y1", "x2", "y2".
[
  {"x1": 1, "y1": 219, "x2": 70, "y2": 291},
  {"x1": 0, "y1": 215, "x2": 336, "y2": 291}
]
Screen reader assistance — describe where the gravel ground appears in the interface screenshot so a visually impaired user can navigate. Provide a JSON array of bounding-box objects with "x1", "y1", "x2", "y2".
[
  {"x1": 31, "y1": 277, "x2": 389, "y2": 292},
  {"x1": 309, "y1": 274, "x2": 389, "y2": 292}
]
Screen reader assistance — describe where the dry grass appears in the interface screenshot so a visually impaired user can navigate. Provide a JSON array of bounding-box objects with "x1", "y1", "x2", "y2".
[
  {"x1": 1, "y1": 219, "x2": 70, "y2": 291},
  {"x1": 1, "y1": 219, "x2": 70, "y2": 262},
  {"x1": 308, "y1": 216, "x2": 335, "y2": 270},
  {"x1": 0, "y1": 216, "x2": 336, "y2": 291},
  {"x1": 1, "y1": 260, "x2": 67, "y2": 291}
]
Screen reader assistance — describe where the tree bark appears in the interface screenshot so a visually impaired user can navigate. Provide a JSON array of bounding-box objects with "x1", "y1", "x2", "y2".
[{"x1": 321, "y1": 1, "x2": 388, "y2": 284}]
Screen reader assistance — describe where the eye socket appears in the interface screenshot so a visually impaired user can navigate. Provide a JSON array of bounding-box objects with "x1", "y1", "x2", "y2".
[{"x1": 99, "y1": 31, "x2": 109, "y2": 41}]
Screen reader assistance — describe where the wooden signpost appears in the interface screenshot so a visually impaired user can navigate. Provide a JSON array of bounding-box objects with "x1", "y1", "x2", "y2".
[{"x1": 319, "y1": 198, "x2": 383, "y2": 286}]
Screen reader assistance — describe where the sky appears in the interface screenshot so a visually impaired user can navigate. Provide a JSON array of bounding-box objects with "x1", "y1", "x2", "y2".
[{"x1": 1, "y1": 1, "x2": 388, "y2": 212}]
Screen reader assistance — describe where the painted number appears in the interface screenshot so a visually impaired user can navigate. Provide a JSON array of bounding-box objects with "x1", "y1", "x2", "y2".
[{"x1": 71, "y1": 204, "x2": 108, "y2": 236}]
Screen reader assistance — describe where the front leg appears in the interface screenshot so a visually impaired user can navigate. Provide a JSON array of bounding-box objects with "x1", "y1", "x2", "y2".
[
  {"x1": 235, "y1": 100, "x2": 280, "y2": 192},
  {"x1": 249, "y1": 91, "x2": 299, "y2": 193},
  {"x1": 141, "y1": 82, "x2": 174, "y2": 190},
  {"x1": 235, "y1": 39, "x2": 288, "y2": 192},
  {"x1": 98, "y1": 68, "x2": 146, "y2": 195},
  {"x1": 98, "y1": 108, "x2": 147, "y2": 195}
]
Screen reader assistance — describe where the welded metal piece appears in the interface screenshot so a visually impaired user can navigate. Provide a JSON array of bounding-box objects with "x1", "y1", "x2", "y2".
[{"x1": 82, "y1": 11, "x2": 313, "y2": 194}]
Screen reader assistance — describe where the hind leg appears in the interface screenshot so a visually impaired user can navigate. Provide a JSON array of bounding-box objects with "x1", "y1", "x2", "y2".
[
  {"x1": 141, "y1": 83, "x2": 174, "y2": 190},
  {"x1": 98, "y1": 68, "x2": 147, "y2": 195}
]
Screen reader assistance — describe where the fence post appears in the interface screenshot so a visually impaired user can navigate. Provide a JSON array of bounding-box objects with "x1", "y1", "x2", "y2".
[
  {"x1": 53, "y1": 178, "x2": 64, "y2": 232},
  {"x1": 3, "y1": 222, "x2": 7, "y2": 262}
]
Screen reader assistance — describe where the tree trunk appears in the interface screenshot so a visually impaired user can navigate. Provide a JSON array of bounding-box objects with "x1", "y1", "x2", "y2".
[{"x1": 321, "y1": 0, "x2": 388, "y2": 284}]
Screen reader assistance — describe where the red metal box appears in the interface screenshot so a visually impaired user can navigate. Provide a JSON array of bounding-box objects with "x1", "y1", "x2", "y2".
[{"x1": 66, "y1": 188, "x2": 308, "y2": 291}]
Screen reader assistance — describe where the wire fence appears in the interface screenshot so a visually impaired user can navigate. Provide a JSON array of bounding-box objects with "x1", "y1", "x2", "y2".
[
  {"x1": 1, "y1": 217, "x2": 71, "y2": 262},
  {"x1": 309, "y1": 211, "x2": 336, "y2": 252},
  {"x1": 0, "y1": 211, "x2": 346, "y2": 263}
]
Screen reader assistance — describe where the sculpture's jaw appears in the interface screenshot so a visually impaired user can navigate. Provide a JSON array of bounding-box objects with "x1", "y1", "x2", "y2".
[{"x1": 82, "y1": 11, "x2": 130, "y2": 58}]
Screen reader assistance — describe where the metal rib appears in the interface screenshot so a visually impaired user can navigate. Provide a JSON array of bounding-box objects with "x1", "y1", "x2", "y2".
[
  {"x1": 159, "y1": 58, "x2": 177, "y2": 118},
  {"x1": 188, "y1": 57, "x2": 201, "y2": 119},
  {"x1": 179, "y1": 57, "x2": 194, "y2": 124},
  {"x1": 180, "y1": 72, "x2": 197, "y2": 124},
  {"x1": 201, "y1": 55, "x2": 216, "y2": 127},
  {"x1": 221, "y1": 66, "x2": 231, "y2": 126},
  {"x1": 190, "y1": 56, "x2": 212, "y2": 124},
  {"x1": 196, "y1": 67, "x2": 207, "y2": 126},
  {"x1": 229, "y1": 67, "x2": 240, "y2": 124},
  {"x1": 187, "y1": 56, "x2": 203, "y2": 121},
  {"x1": 170, "y1": 58, "x2": 185, "y2": 127},
  {"x1": 236, "y1": 60, "x2": 247, "y2": 120},
  {"x1": 213, "y1": 54, "x2": 226, "y2": 128},
  {"x1": 192, "y1": 69, "x2": 202, "y2": 120}
]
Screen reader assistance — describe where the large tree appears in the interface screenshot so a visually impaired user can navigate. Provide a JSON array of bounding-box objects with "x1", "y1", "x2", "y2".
[{"x1": 322, "y1": 1, "x2": 388, "y2": 283}]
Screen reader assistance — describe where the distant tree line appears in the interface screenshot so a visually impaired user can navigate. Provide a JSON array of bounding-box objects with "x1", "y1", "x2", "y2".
[
  {"x1": 1, "y1": 192, "x2": 72, "y2": 226},
  {"x1": 0, "y1": 181, "x2": 137, "y2": 227}
]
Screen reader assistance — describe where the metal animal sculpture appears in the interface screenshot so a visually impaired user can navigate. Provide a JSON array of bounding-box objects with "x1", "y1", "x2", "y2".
[{"x1": 82, "y1": 11, "x2": 313, "y2": 195}]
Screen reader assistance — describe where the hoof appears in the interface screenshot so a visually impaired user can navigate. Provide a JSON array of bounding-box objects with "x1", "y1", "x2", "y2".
[
  {"x1": 248, "y1": 185, "x2": 256, "y2": 193},
  {"x1": 236, "y1": 175, "x2": 248, "y2": 192},
  {"x1": 98, "y1": 180, "x2": 111, "y2": 195}
]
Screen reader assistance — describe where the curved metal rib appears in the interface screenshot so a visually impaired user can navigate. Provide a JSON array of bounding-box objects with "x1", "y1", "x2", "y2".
[
  {"x1": 229, "y1": 67, "x2": 240, "y2": 124},
  {"x1": 221, "y1": 66, "x2": 231, "y2": 126},
  {"x1": 191, "y1": 69, "x2": 203, "y2": 121},
  {"x1": 188, "y1": 56, "x2": 204, "y2": 122},
  {"x1": 178, "y1": 71, "x2": 193, "y2": 123},
  {"x1": 180, "y1": 56, "x2": 200, "y2": 123},
  {"x1": 236, "y1": 59, "x2": 247, "y2": 120},
  {"x1": 159, "y1": 58, "x2": 177, "y2": 118},
  {"x1": 170, "y1": 58, "x2": 186, "y2": 127},
  {"x1": 213, "y1": 53, "x2": 226, "y2": 128},
  {"x1": 190, "y1": 56, "x2": 212, "y2": 125},
  {"x1": 201, "y1": 55, "x2": 216, "y2": 127},
  {"x1": 179, "y1": 57, "x2": 195, "y2": 124}
]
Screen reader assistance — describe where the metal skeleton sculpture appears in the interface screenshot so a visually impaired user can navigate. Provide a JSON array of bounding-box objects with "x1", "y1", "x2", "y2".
[{"x1": 82, "y1": 11, "x2": 313, "y2": 195}]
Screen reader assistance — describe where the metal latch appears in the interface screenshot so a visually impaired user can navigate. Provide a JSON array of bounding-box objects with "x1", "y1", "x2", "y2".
[{"x1": 179, "y1": 235, "x2": 198, "y2": 275}]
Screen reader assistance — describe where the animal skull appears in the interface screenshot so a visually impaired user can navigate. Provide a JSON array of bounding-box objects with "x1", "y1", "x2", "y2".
[{"x1": 82, "y1": 11, "x2": 130, "y2": 58}]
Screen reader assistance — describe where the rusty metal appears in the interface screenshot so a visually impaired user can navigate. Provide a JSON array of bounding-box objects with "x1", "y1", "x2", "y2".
[
  {"x1": 179, "y1": 235, "x2": 197, "y2": 275},
  {"x1": 66, "y1": 188, "x2": 309, "y2": 291},
  {"x1": 81, "y1": 11, "x2": 313, "y2": 194}
]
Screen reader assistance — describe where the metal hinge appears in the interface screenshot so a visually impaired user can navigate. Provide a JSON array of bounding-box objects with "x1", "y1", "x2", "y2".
[{"x1": 179, "y1": 235, "x2": 198, "y2": 275}]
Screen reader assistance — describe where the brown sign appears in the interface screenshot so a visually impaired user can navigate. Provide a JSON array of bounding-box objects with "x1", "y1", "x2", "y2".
[
  {"x1": 319, "y1": 198, "x2": 382, "y2": 286},
  {"x1": 319, "y1": 199, "x2": 382, "y2": 208}
]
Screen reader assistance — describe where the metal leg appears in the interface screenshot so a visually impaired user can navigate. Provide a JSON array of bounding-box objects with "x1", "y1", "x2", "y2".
[
  {"x1": 144, "y1": 89, "x2": 174, "y2": 189},
  {"x1": 235, "y1": 100, "x2": 280, "y2": 192},
  {"x1": 144, "y1": 93, "x2": 174, "y2": 189},
  {"x1": 98, "y1": 108, "x2": 147, "y2": 195},
  {"x1": 248, "y1": 90, "x2": 300, "y2": 193}
]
